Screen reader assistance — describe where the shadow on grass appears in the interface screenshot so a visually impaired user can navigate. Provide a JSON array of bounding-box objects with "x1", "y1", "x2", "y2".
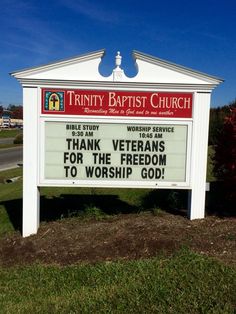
[
  {"x1": 142, "y1": 184, "x2": 236, "y2": 218},
  {"x1": 141, "y1": 189, "x2": 189, "y2": 217},
  {"x1": 1, "y1": 182, "x2": 235, "y2": 234},
  {"x1": 0, "y1": 193, "x2": 139, "y2": 233},
  {"x1": 0, "y1": 198, "x2": 22, "y2": 232},
  {"x1": 40, "y1": 194, "x2": 139, "y2": 222}
]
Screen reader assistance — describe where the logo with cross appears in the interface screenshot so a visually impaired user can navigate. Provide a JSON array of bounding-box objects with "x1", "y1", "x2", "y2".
[{"x1": 44, "y1": 91, "x2": 64, "y2": 112}]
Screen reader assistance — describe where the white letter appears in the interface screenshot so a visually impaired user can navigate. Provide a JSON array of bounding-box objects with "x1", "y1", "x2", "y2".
[
  {"x1": 108, "y1": 92, "x2": 117, "y2": 107},
  {"x1": 67, "y1": 91, "x2": 74, "y2": 106},
  {"x1": 150, "y1": 93, "x2": 159, "y2": 108}
]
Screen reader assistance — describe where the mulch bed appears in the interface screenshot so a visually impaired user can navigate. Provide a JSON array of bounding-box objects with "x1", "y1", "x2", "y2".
[{"x1": 0, "y1": 212, "x2": 235, "y2": 267}]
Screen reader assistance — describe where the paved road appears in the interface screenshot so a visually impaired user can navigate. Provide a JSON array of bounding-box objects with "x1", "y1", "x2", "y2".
[{"x1": 0, "y1": 146, "x2": 23, "y2": 171}]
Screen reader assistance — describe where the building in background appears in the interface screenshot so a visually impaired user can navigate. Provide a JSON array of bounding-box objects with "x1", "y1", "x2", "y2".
[{"x1": 0, "y1": 111, "x2": 23, "y2": 128}]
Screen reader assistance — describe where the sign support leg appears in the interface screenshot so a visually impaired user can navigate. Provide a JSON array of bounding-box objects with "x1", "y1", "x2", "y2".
[
  {"x1": 188, "y1": 92, "x2": 211, "y2": 220},
  {"x1": 23, "y1": 186, "x2": 40, "y2": 237},
  {"x1": 22, "y1": 87, "x2": 40, "y2": 237}
]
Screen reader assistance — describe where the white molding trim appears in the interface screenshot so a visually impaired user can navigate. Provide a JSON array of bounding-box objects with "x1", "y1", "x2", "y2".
[{"x1": 18, "y1": 79, "x2": 218, "y2": 91}]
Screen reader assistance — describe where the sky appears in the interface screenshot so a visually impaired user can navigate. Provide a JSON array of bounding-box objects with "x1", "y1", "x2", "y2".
[{"x1": 0, "y1": 0, "x2": 235, "y2": 108}]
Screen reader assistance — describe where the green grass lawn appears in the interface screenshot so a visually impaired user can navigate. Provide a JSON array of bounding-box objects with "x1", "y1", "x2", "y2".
[
  {"x1": 0, "y1": 249, "x2": 235, "y2": 313},
  {"x1": 0, "y1": 129, "x2": 22, "y2": 139}
]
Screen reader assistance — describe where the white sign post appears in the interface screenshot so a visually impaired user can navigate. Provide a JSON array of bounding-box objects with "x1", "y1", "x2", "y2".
[{"x1": 11, "y1": 50, "x2": 222, "y2": 237}]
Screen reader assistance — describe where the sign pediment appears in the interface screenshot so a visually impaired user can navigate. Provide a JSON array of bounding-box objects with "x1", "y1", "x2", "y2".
[{"x1": 11, "y1": 49, "x2": 223, "y2": 88}]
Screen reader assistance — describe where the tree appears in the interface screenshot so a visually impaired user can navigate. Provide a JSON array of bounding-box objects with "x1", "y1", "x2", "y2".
[
  {"x1": 209, "y1": 99, "x2": 236, "y2": 145},
  {"x1": 214, "y1": 107, "x2": 236, "y2": 202},
  {"x1": 6, "y1": 105, "x2": 23, "y2": 119},
  {"x1": 209, "y1": 107, "x2": 225, "y2": 145},
  {"x1": 11, "y1": 106, "x2": 23, "y2": 119}
]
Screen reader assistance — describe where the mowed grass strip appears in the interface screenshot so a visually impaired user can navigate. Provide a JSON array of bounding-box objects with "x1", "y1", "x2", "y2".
[
  {"x1": 0, "y1": 129, "x2": 22, "y2": 139},
  {"x1": 0, "y1": 249, "x2": 235, "y2": 314}
]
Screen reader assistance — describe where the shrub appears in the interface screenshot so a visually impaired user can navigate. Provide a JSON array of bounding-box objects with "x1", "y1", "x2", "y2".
[
  {"x1": 13, "y1": 132, "x2": 23, "y2": 144},
  {"x1": 83, "y1": 205, "x2": 105, "y2": 220},
  {"x1": 152, "y1": 207, "x2": 163, "y2": 216}
]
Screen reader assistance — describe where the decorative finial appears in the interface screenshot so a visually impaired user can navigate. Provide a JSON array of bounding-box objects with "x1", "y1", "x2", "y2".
[
  {"x1": 115, "y1": 51, "x2": 122, "y2": 69},
  {"x1": 113, "y1": 51, "x2": 124, "y2": 81}
]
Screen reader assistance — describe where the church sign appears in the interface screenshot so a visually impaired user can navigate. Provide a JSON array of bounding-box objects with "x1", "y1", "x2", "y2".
[{"x1": 11, "y1": 49, "x2": 223, "y2": 237}]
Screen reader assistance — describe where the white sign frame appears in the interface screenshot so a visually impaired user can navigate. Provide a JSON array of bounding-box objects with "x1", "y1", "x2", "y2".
[{"x1": 11, "y1": 49, "x2": 223, "y2": 237}]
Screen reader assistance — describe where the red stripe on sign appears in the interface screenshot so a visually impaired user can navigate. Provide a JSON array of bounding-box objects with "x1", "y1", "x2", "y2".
[{"x1": 42, "y1": 89, "x2": 193, "y2": 118}]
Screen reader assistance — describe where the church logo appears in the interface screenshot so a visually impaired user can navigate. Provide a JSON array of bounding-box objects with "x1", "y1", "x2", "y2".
[{"x1": 44, "y1": 91, "x2": 64, "y2": 112}]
